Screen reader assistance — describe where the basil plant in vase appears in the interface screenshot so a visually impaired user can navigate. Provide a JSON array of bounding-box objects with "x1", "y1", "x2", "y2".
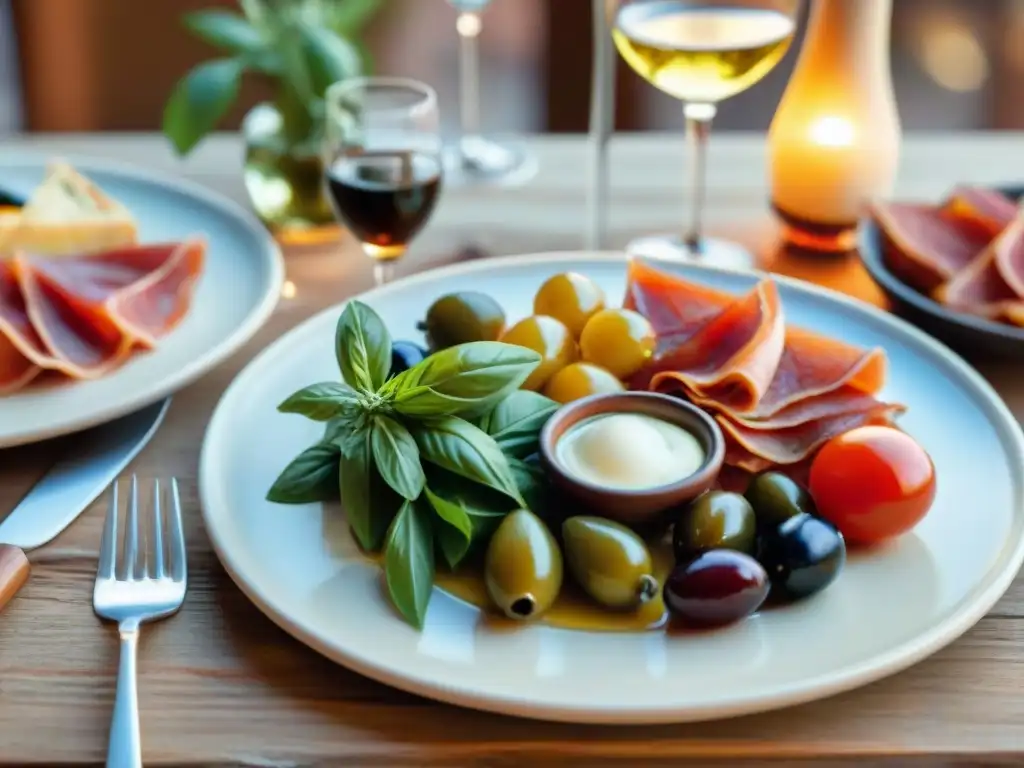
[{"x1": 163, "y1": 0, "x2": 384, "y2": 241}]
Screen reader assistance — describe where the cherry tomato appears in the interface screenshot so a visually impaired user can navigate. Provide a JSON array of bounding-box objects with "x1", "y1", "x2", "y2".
[{"x1": 808, "y1": 425, "x2": 936, "y2": 545}]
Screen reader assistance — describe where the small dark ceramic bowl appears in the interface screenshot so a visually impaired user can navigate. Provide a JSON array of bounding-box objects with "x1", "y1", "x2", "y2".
[
  {"x1": 859, "y1": 185, "x2": 1024, "y2": 360},
  {"x1": 539, "y1": 391, "x2": 725, "y2": 528}
]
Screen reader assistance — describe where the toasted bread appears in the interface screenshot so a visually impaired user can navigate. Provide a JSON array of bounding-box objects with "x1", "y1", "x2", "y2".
[{"x1": 0, "y1": 161, "x2": 138, "y2": 257}]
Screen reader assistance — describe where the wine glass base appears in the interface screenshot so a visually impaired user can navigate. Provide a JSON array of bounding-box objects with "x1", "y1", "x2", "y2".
[
  {"x1": 443, "y1": 136, "x2": 538, "y2": 188},
  {"x1": 625, "y1": 234, "x2": 756, "y2": 272}
]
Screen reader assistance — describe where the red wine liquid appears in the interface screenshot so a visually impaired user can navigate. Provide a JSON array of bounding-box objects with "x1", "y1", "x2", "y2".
[{"x1": 326, "y1": 151, "x2": 442, "y2": 258}]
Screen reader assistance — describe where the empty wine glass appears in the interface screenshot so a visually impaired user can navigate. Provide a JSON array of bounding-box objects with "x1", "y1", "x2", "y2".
[
  {"x1": 608, "y1": 0, "x2": 802, "y2": 268},
  {"x1": 324, "y1": 77, "x2": 444, "y2": 286},
  {"x1": 444, "y1": 0, "x2": 538, "y2": 187}
]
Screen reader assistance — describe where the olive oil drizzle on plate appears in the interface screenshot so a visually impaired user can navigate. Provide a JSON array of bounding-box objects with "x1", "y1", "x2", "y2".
[{"x1": 366, "y1": 535, "x2": 676, "y2": 632}]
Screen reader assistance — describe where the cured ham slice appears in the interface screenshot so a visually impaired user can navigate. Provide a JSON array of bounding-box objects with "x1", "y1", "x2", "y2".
[
  {"x1": 870, "y1": 201, "x2": 990, "y2": 292},
  {"x1": 718, "y1": 401, "x2": 905, "y2": 472},
  {"x1": 25, "y1": 239, "x2": 205, "y2": 350},
  {"x1": 941, "y1": 186, "x2": 1019, "y2": 240},
  {"x1": 624, "y1": 257, "x2": 733, "y2": 351},
  {"x1": 623, "y1": 259, "x2": 902, "y2": 475},
  {"x1": 0, "y1": 238, "x2": 205, "y2": 394},
  {"x1": 934, "y1": 215, "x2": 1024, "y2": 326},
  {"x1": 647, "y1": 280, "x2": 785, "y2": 412},
  {"x1": 0, "y1": 262, "x2": 42, "y2": 392}
]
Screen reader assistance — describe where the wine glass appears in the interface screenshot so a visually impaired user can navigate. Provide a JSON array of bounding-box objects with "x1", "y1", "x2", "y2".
[
  {"x1": 324, "y1": 77, "x2": 444, "y2": 286},
  {"x1": 444, "y1": 0, "x2": 537, "y2": 187},
  {"x1": 608, "y1": 0, "x2": 801, "y2": 268}
]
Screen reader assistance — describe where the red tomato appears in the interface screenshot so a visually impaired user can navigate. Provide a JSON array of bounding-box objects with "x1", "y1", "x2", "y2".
[{"x1": 809, "y1": 425, "x2": 936, "y2": 545}]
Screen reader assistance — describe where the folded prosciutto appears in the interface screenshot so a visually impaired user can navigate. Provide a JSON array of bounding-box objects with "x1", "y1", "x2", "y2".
[
  {"x1": 870, "y1": 186, "x2": 1024, "y2": 326},
  {"x1": 0, "y1": 238, "x2": 205, "y2": 394},
  {"x1": 624, "y1": 259, "x2": 903, "y2": 484}
]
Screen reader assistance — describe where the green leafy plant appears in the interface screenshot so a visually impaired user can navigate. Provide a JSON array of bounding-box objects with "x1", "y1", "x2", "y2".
[
  {"x1": 163, "y1": 0, "x2": 384, "y2": 156},
  {"x1": 267, "y1": 300, "x2": 558, "y2": 629}
]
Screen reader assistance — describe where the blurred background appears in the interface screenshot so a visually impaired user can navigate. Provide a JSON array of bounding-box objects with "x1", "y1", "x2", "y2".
[{"x1": 1, "y1": 0, "x2": 1022, "y2": 138}]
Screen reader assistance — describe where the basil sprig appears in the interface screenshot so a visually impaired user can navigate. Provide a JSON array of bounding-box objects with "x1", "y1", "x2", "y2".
[{"x1": 266, "y1": 300, "x2": 557, "y2": 630}]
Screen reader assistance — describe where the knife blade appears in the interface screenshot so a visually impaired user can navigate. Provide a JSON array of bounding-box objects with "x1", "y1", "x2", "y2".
[{"x1": 0, "y1": 398, "x2": 171, "y2": 611}]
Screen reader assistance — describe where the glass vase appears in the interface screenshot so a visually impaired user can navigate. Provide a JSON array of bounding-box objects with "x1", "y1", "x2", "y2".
[{"x1": 242, "y1": 102, "x2": 338, "y2": 245}]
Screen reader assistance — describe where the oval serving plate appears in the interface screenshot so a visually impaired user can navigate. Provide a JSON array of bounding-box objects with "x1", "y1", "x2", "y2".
[
  {"x1": 0, "y1": 153, "x2": 284, "y2": 448},
  {"x1": 200, "y1": 252, "x2": 1024, "y2": 725},
  {"x1": 859, "y1": 186, "x2": 1024, "y2": 359}
]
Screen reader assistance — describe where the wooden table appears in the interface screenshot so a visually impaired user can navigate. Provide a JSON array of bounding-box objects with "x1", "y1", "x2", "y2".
[{"x1": 3, "y1": 132, "x2": 1024, "y2": 767}]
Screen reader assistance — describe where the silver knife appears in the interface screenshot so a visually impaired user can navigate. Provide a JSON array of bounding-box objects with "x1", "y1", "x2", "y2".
[{"x1": 0, "y1": 398, "x2": 171, "y2": 611}]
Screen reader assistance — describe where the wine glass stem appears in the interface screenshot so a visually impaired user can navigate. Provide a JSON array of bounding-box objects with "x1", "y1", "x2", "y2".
[
  {"x1": 683, "y1": 102, "x2": 717, "y2": 251},
  {"x1": 457, "y1": 12, "x2": 483, "y2": 158},
  {"x1": 373, "y1": 260, "x2": 396, "y2": 286}
]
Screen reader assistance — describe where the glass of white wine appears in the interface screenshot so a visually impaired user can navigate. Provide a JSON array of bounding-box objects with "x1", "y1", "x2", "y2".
[
  {"x1": 444, "y1": 0, "x2": 537, "y2": 187},
  {"x1": 608, "y1": 0, "x2": 801, "y2": 267}
]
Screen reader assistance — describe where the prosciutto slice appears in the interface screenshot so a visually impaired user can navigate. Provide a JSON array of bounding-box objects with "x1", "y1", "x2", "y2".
[
  {"x1": 623, "y1": 259, "x2": 902, "y2": 474},
  {"x1": 0, "y1": 238, "x2": 205, "y2": 392},
  {"x1": 941, "y1": 186, "x2": 1019, "y2": 240},
  {"x1": 869, "y1": 201, "x2": 990, "y2": 292},
  {"x1": 934, "y1": 215, "x2": 1024, "y2": 325}
]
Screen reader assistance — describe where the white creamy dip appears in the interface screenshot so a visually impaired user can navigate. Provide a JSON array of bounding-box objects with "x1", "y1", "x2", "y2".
[{"x1": 556, "y1": 411, "x2": 705, "y2": 490}]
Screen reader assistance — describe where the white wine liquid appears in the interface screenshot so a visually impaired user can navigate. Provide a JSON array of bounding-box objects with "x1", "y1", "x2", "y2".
[{"x1": 613, "y1": 2, "x2": 796, "y2": 103}]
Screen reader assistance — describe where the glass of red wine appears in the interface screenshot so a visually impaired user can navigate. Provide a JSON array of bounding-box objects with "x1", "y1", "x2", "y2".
[{"x1": 324, "y1": 77, "x2": 444, "y2": 286}]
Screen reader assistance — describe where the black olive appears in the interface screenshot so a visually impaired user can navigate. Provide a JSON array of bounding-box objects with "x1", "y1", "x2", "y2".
[
  {"x1": 745, "y1": 471, "x2": 817, "y2": 531},
  {"x1": 663, "y1": 549, "x2": 769, "y2": 626},
  {"x1": 757, "y1": 513, "x2": 845, "y2": 601},
  {"x1": 672, "y1": 491, "x2": 757, "y2": 563},
  {"x1": 389, "y1": 341, "x2": 428, "y2": 378}
]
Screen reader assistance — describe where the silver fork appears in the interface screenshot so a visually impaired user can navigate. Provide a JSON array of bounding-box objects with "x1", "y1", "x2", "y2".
[{"x1": 93, "y1": 475, "x2": 187, "y2": 768}]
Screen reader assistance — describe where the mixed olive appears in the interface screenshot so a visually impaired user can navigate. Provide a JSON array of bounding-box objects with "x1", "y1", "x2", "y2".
[
  {"x1": 412, "y1": 274, "x2": 656, "y2": 405},
  {"x1": 662, "y1": 471, "x2": 847, "y2": 627}
]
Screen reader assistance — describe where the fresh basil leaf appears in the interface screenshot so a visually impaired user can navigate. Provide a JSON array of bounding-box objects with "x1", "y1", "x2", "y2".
[
  {"x1": 324, "y1": 412, "x2": 369, "y2": 458},
  {"x1": 335, "y1": 301, "x2": 392, "y2": 392},
  {"x1": 371, "y1": 416, "x2": 425, "y2": 501},
  {"x1": 508, "y1": 456, "x2": 551, "y2": 518},
  {"x1": 413, "y1": 417, "x2": 526, "y2": 506},
  {"x1": 383, "y1": 498, "x2": 435, "y2": 629},
  {"x1": 339, "y1": 430, "x2": 378, "y2": 550},
  {"x1": 477, "y1": 390, "x2": 558, "y2": 458},
  {"x1": 266, "y1": 443, "x2": 340, "y2": 504},
  {"x1": 389, "y1": 342, "x2": 541, "y2": 418},
  {"x1": 278, "y1": 381, "x2": 360, "y2": 421},
  {"x1": 423, "y1": 487, "x2": 472, "y2": 569},
  {"x1": 423, "y1": 472, "x2": 509, "y2": 568}
]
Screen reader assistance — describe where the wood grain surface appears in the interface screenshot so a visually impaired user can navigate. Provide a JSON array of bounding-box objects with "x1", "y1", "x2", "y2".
[{"x1": 2, "y1": 133, "x2": 1024, "y2": 766}]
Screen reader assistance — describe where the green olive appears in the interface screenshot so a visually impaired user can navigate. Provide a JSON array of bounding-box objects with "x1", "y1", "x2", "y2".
[
  {"x1": 562, "y1": 516, "x2": 658, "y2": 609},
  {"x1": 672, "y1": 491, "x2": 757, "y2": 563},
  {"x1": 485, "y1": 508, "x2": 563, "y2": 620},
  {"x1": 421, "y1": 291, "x2": 506, "y2": 350},
  {"x1": 744, "y1": 471, "x2": 817, "y2": 530}
]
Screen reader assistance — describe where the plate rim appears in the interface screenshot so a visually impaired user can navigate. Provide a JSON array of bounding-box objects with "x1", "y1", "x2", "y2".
[
  {"x1": 0, "y1": 151, "x2": 285, "y2": 448},
  {"x1": 199, "y1": 250, "x2": 1024, "y2": 724}
]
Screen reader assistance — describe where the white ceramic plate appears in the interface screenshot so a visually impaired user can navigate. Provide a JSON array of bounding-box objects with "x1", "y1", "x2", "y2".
[
  {"x1": 199, "y1": 252, "x2": 1024, "y2": 724},
  {"x1": 0, "y1": 153, "x2": 283, "y2": 448}
]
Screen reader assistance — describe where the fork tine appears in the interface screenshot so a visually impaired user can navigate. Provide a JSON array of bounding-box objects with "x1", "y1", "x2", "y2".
[
  {"x1": 151, "y1": 479, "x2": 165, "y2": 579},
  {"x1": 97, "y1": 480, "x2": 119, "y2": 579},
  {"x1": 125, "y1": 474, "x2": 141, "y2": 580},
  {"x1": 168, "y1": 478, "x2": 187, "y2": 583}
]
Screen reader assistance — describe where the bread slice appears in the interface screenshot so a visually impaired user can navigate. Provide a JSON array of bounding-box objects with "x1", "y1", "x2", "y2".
[{"x1": 0, "y1": 161, "x2": 138, "y2": 257}]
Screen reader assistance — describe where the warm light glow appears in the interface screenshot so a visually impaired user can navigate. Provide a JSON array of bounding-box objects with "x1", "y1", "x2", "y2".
[
  {"x1": 808, "y1": 116, "x2": 856, "y2": 148},
  {"x1": 281, "y1": 280, "x2": 297, "y2": 299},
  {"x1": 457, "y1": 13, "x2": 482, "y2": 37},
  {"x1": 919, "y1": 23, "x2": 988, "y2": 92}
]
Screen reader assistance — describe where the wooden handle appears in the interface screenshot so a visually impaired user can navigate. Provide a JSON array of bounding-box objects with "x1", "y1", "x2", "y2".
[{"x1": 0, "y1": 544, "x2": 30, "y2": 612}]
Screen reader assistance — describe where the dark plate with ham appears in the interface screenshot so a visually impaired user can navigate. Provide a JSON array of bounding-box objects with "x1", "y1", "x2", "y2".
[{"x1": 860, "y1": 185, "x2": 1024, "y2": 359}]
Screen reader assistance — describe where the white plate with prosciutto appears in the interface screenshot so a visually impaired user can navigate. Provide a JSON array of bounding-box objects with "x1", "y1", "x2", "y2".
[
  {"x1": 200, "y1": 252, "x2": 1024, "y2": 724},
  {"x1": 0, "y1": 155, "x2": 283, "y2": 447}
]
